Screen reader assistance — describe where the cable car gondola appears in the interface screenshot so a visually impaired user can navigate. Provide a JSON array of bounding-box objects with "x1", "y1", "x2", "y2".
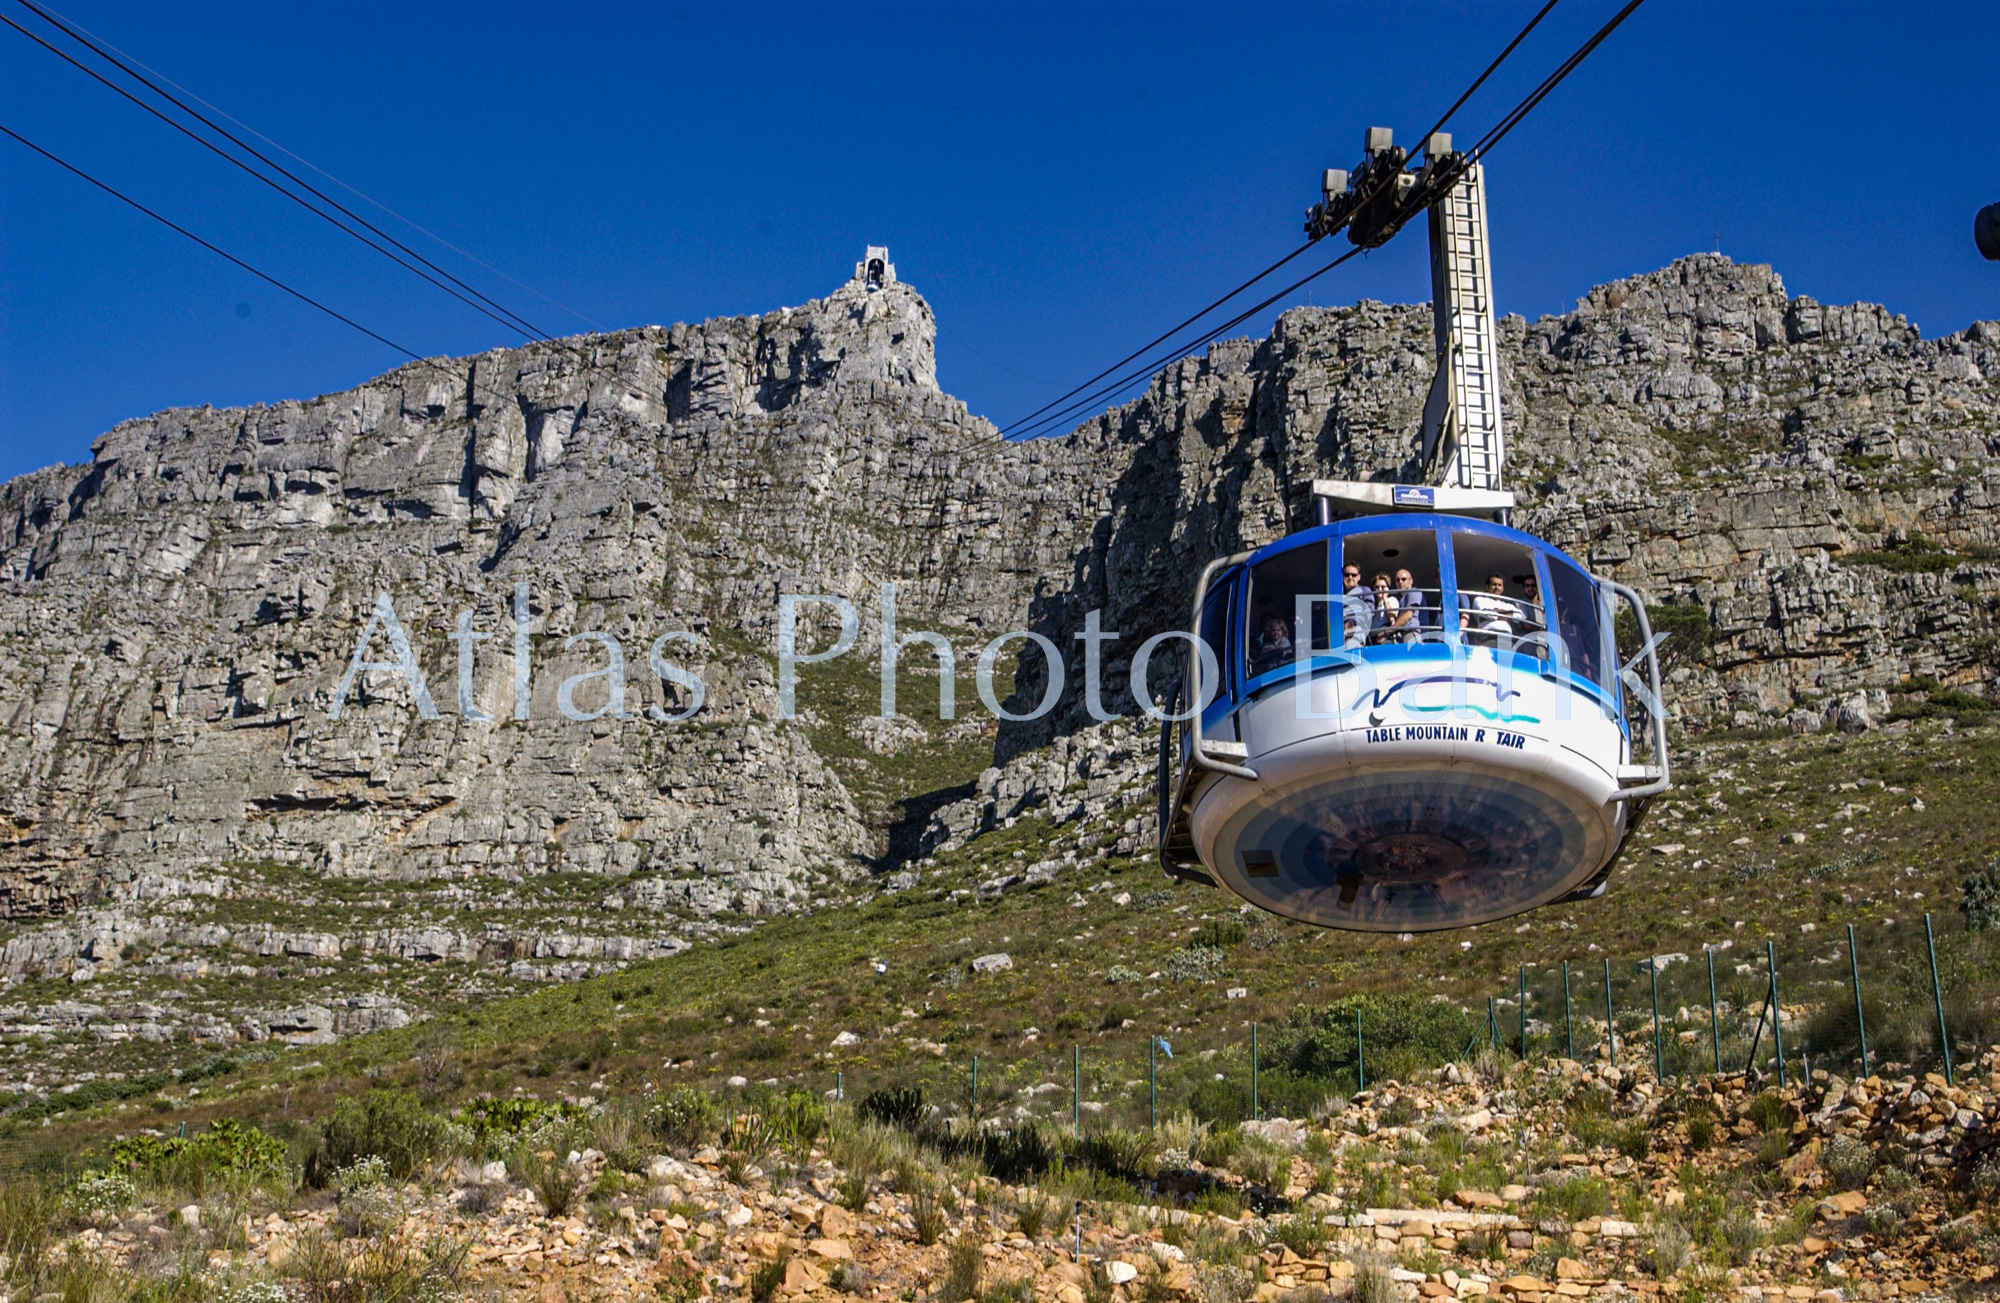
[{"x1": 1156, "y1": 130, "x2": 1671, "y2": 932}]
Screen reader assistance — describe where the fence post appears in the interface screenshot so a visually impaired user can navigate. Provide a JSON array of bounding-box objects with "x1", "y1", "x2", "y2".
[
  {"x1": 971, "y1": 1056, "x2": 978, "y2": 1121},
  {"x1": 1603, "y1": 958, "x2": 1617, "y2": 1062},
  {"x1": 1251, "y1": 1023, "x2": 1260, "y2": 1121},
  {"x1": 1707, "y1": 949, "x2": 1721, "y2": 1076},
  {"x1": 1563, "y1": 960, "x2": 1573, "y2": 1060},
  {"x1": 1519, "y1": 964, "x2": 1528, "y2": 1058},
  {"x1": 1488, "y1": 996, "x2": 1497, "y2": 1053},
  {"x1": 1766, "y1": 940, "x2": 1786, "y2": 1089},
  {"x1": 1356, "y1": 1009, "x2": 1365, "y2": 1092},
  {"x1": 1846, "y1": 924, "x2": 1869, "y2": 1080},
  {"x1": 1925, "y1": 913, "x2": 1954, "y2": 1086},
  {"x1": 1149, "y1": 1036, "x2": 1158, "y2": 1130},
  {"x1": 1073, "y1": 1044, "x2": 1081, "y2": 1135},
  {"x1": 836, "y1": 1070, "x2": 843, "y2": 1103},
  {"x1": 1649, "y1": 957, "x2": 1663, "y2": 1082}
]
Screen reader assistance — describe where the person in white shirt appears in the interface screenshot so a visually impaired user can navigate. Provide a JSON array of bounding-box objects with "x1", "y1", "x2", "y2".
[{"x1": 1468, "y1": 573, "x2": 1517, "y2": 644}]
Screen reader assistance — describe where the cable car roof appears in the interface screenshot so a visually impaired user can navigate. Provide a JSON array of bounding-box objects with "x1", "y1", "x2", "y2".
[
  {"x1": 1310, "y1": 478, "x2": 1514, "y2": 522},
  {"x1": 1241, "y1": 509, "x2": 1580, "y2": 570}
]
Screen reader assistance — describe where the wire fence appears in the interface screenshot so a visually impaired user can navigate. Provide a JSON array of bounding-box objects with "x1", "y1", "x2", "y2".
[{"x1": 770, "y1": 911, "x2": 1990, "y2": 1134}]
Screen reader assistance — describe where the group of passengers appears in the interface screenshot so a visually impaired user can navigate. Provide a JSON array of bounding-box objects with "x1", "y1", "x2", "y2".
[
  {"x1": 1339, "y1": 562, "x2": 1431, "y2": 647},
  {"x1": 1334, "y1": 563, "x2": 1543, "y2": 650},
  {"x1": 1249, "y1": 566, "x2": 1548, "y2": 674}
]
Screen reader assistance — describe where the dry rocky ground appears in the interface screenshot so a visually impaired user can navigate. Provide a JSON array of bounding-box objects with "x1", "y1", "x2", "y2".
[{"x1": 32, "y1": 1043, "x2": 2000, "y2": 1303}]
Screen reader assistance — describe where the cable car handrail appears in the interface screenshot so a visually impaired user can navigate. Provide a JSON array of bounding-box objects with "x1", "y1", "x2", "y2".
[
  {"x1": 1188, "y1": 552, "x2": 1259, "y2": 781},
  {"x1": 1601, "y1": 577, "x2": 1671, "y2": 801}
]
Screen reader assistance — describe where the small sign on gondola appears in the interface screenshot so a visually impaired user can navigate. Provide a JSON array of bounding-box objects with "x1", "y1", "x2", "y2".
[{"x1": 1392, "y1": 485, "x2": 1435, "y2": 507}]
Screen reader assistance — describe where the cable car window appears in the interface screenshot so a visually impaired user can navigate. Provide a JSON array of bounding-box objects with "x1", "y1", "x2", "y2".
[
  {"x1": 1341, "y1": 530, "x2": 1441, "y2": 646},
  {"x1": 1244, "y1": 541, "x2": 1330, "y2": 678},
  {"x1": 1547, "y1": 557, "x2": 1615, "y2": 693},
  {"x1": 1449, "y1": 530, "x2": 1548, "y2": 654},
  {"x1": 1197, "y1": 570, "x2": 1237, "y2": 705}
]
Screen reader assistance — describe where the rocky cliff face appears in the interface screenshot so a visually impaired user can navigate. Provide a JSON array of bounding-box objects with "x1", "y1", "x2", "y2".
[{"x1": 0, "y1": 252, "x2": 1994, "y2": 947}]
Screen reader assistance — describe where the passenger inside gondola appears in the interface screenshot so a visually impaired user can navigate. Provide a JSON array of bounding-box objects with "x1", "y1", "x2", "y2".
[
  {"x1": 1341, "y1": 530, "x2": 1440, "y2": 647},
  {"x1": 1245, "y1": 540, "x2": 1333, "y2": 678},
  {"x1": 1450, "y1": 529, "x2": 1547, "y2": 652}
]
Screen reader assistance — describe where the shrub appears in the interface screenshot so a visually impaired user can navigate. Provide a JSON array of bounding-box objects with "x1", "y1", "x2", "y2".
[
  {"x1": 1164, "y1": 945, "x2": 1225, "y2": 983},
  {"x1": 1863, "y1": 1206, "x2": 1902, "y2": 1240},
  {"x1": 1684, "y1": 1106, "x2": 1715, "y2": 1152},
  {"x1": 104, "y1": 1117, "x2": 289, "y2": 1189},
  {"x1": 980, "y1": 1276, "x2": 1035, "y2": 1303},
  {"x1": 836, "y1": 1173, "x2": 869, "y2": 1211},
  {"x1": 453, "y1": 1096, "x2": 587, "y2": 1154},
  {"x1": 981, "y1": 1120, "x2": 1062, "y2": 1182},
  {"x1": 859, "y1": 1086, "x2": 926, "y2": 1132},
  {"x1": 911, "y1": 1186, "x2": 947, "y2": 1245},
  {"x1": 1264, "y1": 996, "x2": 1478, "y2": 1091},
  {"x1": 1937, "y1": 1218, "x2": 1979, "y2": 1252},
  {"x1": 1194, "y1": 919, "x2": 1247, "y2": 949},
  {"x1": 457, "y1": 1182, "x2": 502, "y2": 1215},
  {"x1": 1719, "y1": 1208, "x2": 1762, "y2": 1265},
  {"x1": 1271, "y1": 1211, "x2": 1329, "y2": 1258},
  {"x1": 1073, "y1": 1125, "x2": 1154, "y2": 1180},
  {"x1": 772, "y1": 1088, "x2": 828, "y2": 1159},
  {"x1": 1821, "y1": 1136, "x2": 1875, "y2": 1191},
  {"x1": 6, "y1": 1071, "x2": 172, "y2": 1123},
  {"x1": 1755, "y1": 1126, "x2": 1790, "y2": 1170},
  {"x1": 1014, "y1": 1194, "x2": 1056, "y2": 1240},
  {"x1": 68, "y1": 1170, "x2": 135, "y2": 1214},
  {"x1": 750, "y1": 1257, "x2": 787, "y2": 1303},
  {"x1": 1613, "y1": 1118, "x2": 1650, "y2": 1161},
  {"x1": 1157, "y1": 1112, "x2": 1212, "y2": 1166},
  {"x1": 942, "y1": 1238, "x2": 983, "y2": 1302},
  {"x1": 333, "y1": 1154, "x2": 390, "y2": 1191},
  {"x1": 516, "y1": 1147, "x2": 582, "y2": 1216},
  {"x1": 1191, "y1": 1262, "x2": 1252, "y2": 1303},
  {"x1": 1965, "y1": 858, "x2": 2000, "y2": 933},
  {"x1": 1877, "y1": 1164, "x2": 1919, "y2": 1198},
  {"x1": 1187, "y1": 1078, "x2": 1251, "y2": 1127},
  {"x1": 279, "y1": 1221, "x2": 470, "y2": 1303},
  {"x1": 1349, "y1": 1253, "x2": 1396, "y2": 1303},
  {"x1": 1742, "y1": 1092, "x2": 1785, "y2": 1132},
  {"x1": 319, "y1": 1089, "x2": 449, "y2": 1182},
  {"x1": 1457, "y1": 1228, "x2": 1507, "y2": 1263},
  {"x1": 1644, "y1": 1220, "x2": 1691, "y2": 1278},
  {"x1": 1532, "y1": 1175, "x2": 1610, "y2": 1223},
  {"x1": 647, "y1": 1085, "x2": 720, "y2": 1153},
  {"x1": 1225, "y1": 1133, "x2": 1288, "y2": 1188},
  {"x1": 333, "y1": 1184, "x2": 397, "y2": 1240}
]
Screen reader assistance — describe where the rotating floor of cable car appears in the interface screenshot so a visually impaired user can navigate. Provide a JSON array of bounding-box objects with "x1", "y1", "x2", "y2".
[{"x1": 1157, "y1": 509, "x2": 1669, "y2": 933}]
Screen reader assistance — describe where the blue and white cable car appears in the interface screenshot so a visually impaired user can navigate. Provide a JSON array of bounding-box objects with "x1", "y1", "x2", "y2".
[
  {"x1": 1156, "y1": 481, "x2": 1669, "y2": 932},
  {"x1": 1155, "y1": 131, "x2": 1670, "y2": 932}
]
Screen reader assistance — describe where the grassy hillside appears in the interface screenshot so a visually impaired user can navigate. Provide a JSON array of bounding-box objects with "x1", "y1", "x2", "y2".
[{"x1": 7, "y1": 706, "x2": 2000, "y2": 1174}]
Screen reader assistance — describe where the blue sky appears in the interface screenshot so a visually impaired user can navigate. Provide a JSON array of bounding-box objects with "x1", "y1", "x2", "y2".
[{"x1": 2, "y1": 1, "x2": 1996, "y2": 483}]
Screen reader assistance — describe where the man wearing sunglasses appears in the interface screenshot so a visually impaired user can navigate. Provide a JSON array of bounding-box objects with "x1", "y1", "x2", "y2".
[{"x1": 1340, "y1": 562, "x2": 1373, "y2": 648}]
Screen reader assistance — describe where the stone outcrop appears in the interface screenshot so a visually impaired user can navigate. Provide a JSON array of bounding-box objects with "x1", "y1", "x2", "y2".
[{"x1": 0, "y1": 251, "x2": 1994, "y2": 930}]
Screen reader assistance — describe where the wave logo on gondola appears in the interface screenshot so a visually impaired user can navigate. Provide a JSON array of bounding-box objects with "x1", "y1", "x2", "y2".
[{"x1": 1361, "y1": 673, "x2": 1541, "y2": 725}]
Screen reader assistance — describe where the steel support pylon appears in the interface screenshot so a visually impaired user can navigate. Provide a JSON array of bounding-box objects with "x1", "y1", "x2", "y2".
[{"x1": 1420, "y1": 163, "x2": 1505, "y2": 492}]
